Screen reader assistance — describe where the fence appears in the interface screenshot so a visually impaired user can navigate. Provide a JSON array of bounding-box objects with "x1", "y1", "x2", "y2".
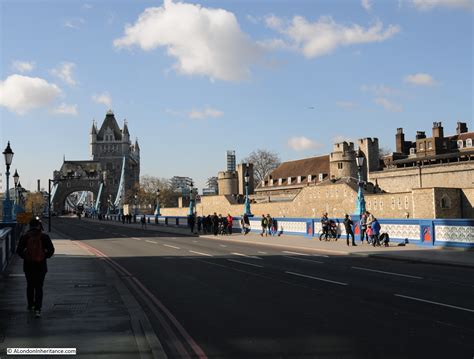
[
  {"x1": 0, "y1": 223, "x2": 21, "y2": 272},
  {"x1": 100, "y1": 214, "x2": 473, "y2": 248}
]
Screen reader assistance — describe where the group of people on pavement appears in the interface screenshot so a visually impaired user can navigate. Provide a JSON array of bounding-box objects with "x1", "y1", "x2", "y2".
[
  {"x1": 188, "y1": 213, "x2": 234, "y2": 236},
  {"x1": 260, "y1": 214, "x2": 279, "y2": 237},
  {"x1": 320, "y1": 211, "x2": 383, "y2": 246}
]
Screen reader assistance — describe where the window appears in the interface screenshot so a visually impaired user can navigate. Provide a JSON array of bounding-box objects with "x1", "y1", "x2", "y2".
[
  {"x1": 380, "y1": 200, "x2": 383, "y2": 210},
  {"x1": 457, "y1": 140, "x2": 464, "y2": 149},
  {"x1": 467, "y1": 139, "x2": 473, "y2": 148},
  {"x1": 297, "y1": 176, "x2": 301, "y2": 184},
  {"x1": 409, "y1": 148, "x2": 416, "y2": 155},
  {"x1": 308, "y1": 175, "x2": 312, "y2": 182},
  {"x1": 391, "y1": 197, "x2": 395, "y2": 209},
  {"x1": 373, "y1": 199, "x2": 377, "y2": 210},
  {"x1": 261, "y1": 180, "x2": 265, "y2": 187},
  {"x1": 428, "y1": 141, "x2": 432, "y2": 149},
  {"x1": 318, "y1": 173, "x2": 324, "y2": 181},
  {"x1": 405, "y1": 196, "x2": 409, "y2": 209},
  {"x1": 288, "y1": 177, "x2": 292, "y2": 185},
  {"x1": 338, "y1": 163, "x2": 343, "y2": 169},
  {"x1": 419, "y1": 143, "x2": 424, "y2": 150},
  {"x1": 367, "y1": 200, "x2": 371, "y2": 210},
  {"x1": 398, "y1": 198, "x2": 402, "y2": 209},
  {"x1": 278, "y1": 178, "x2": 282, "y2": 185},
  {"x1": 441, "y1": 195, "x2": 451, "y2": 209}
]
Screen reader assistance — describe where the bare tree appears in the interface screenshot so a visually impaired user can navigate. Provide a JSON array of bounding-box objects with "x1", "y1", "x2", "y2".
[
  {"x1": 138, "y1": 175, "x2": 179, "y2": 207},
  {"x1": 25, "y1": 192, "x2": 45, "y2": 215},
  {"x1": 244, "y1": 149, "x2": 281, "y2": 186},
  {"x1": 206, "y1": 176, "x2": 218, "y2": 190},
  {"x1": 379, "y1": 146, "x2": 392, "y2": 159}
]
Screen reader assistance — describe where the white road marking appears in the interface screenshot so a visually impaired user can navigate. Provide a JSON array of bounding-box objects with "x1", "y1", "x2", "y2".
[
  {"x1": 285, "y1": 271, "x2": 348, "y2": 286},
  {"x1": 219, "y1": 245, "x2": 227, "y2": 248},
  {"x1": 395, "y1": 294, "x2": 474, "y2": 313},
  {"x1": 231, "y1": 252, "x2": 261, "y2": 260},
  {"x1": 227, "y1": 259, "x2": 263, "y2": 268},
  {"x1": 132, "y1": 237, "x2": 141, "y2": 240},
  {"x1": 145, "y1": 240, "x2": 158, "y2": 244},
  {"x1": 193, "y1": 240, "x2": 198, "y2": 243},
  {"x1": 189, "y1": 250, "x2": 213, "y2": 257},
  {"x1": 284, "y1": 256, "x2": 324, "y2": 264},
  {"x1": 282, "y1": 251, "x2": 309, "y2": 256},
  {"x1": 257, "y1": 251, "x2": 267, "y2": 254},
  {"x1": 352, "y1": 266, "x2": 423, "y2": 279},
  {"x1": 164, "y1": 244, "x2": 181, "y2": 250},
  {"x1": 9, "y1": 274, "x2": 24, "y2": 277}
]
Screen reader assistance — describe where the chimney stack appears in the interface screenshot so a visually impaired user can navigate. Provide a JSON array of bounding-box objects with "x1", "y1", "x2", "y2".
[
  {"x1": 432, "y1": 122, "x2": 444, "y2": 138},
  {"x1": 456, "y1": 122, "x2": 468, "y2": 135},
  {"x1": 37, "y1": 179, "x2": 40, "y2": 192},
  {"x1": 395, "y1": 128, "x2": 405, "y2": 153},
  {"x1": 416, "y1": 131, "x2": 426, "y2": 140}
]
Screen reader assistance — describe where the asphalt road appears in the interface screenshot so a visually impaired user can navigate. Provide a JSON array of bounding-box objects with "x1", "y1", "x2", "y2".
[{"x1": 52, "y1": 217, "x2": 474, "y2": 359}]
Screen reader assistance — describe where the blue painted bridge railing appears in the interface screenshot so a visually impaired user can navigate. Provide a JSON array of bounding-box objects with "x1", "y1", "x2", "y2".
[{"x1": 101, "y1": 214, "x2": 474, "y2": 248}]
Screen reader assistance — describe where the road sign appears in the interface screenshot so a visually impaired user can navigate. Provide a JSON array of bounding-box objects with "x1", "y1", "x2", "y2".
[{"x1": 16, "y1": 212, "x2": 33, "y2": 224}]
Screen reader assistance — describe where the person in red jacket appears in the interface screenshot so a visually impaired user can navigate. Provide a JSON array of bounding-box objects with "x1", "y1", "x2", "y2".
[
  {"x1": 16, "y1": 218, "x2": 55, "y2": 318},
  {"x1": 226, "y1": 214, "x2": 233, "y2": 235}
]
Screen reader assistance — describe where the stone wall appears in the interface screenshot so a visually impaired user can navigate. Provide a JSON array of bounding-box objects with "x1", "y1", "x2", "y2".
[
  {"x1": 160, "y1": 182, "x2": 473, "y2": 219},
  {"x1": 370, "y1": 162, "x2": 474, "y2": 192}
]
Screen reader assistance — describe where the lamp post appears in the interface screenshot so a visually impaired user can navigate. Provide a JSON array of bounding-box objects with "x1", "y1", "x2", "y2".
[
  {"x1": 188, "y1": 182, "x2": 195, "y2": 216},
  {"x1": 2, "y1": 142, "x2": 14, "y2": 223},
  {"x1": 12, "y1": 169, "x2": 19, "y2": 218},
  {"x1": 355, "y1": 150, "x2": 366, "y2": 216},
  {"x1": 243, "y1": 164, "x2": 253, "y2": 217},
  {"x1": 155, "y1": 189, "x2": 161, "y2": 216}
]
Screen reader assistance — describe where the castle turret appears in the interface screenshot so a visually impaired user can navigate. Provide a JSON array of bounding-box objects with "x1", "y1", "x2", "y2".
[
  {"x1": 329, "y1": 141, "x2": 358, "y2": 180},
  {"x1": 122, "y1": 120, "x2": 130, "y2": 154},
  {"x1": 90, "y1": 120, "x2": 98, "y2": 159},
  {"x1": 358, "y1": 137, "x2": 380, "y2": 180}
]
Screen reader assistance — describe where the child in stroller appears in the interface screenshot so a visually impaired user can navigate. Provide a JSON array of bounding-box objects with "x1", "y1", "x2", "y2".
[{"x1": 327, "y1": 220, "x2": 338, "y2": 241}]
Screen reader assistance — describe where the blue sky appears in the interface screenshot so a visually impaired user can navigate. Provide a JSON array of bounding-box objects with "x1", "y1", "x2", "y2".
[{"x1": 1, "y1": 0, "x2": 472, "y2": 191}]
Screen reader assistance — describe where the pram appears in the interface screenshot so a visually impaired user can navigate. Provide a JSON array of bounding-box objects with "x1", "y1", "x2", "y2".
[{"x1": 327, "y1": 220, "x2": 338, "y2": 241}]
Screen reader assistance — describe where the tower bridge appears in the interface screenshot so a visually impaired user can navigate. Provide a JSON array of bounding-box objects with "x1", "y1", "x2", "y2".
[{"x1": 51, "y1": 110, "x2": 140, "y2": 214}]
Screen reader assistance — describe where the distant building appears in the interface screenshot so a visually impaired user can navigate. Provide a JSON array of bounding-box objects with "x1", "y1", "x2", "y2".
[
  {"x1": 170, "y1": 176, "x2": 193, "y2": 195},
  {"x1": 227, "y1": 150, "x2": 236, "y2": 172}
]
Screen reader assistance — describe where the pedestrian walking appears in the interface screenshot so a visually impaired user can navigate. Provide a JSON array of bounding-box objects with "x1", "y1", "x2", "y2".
[
  {"x1": 226, "y1": 213, "x2": 233, "y2": 235},
  {"x1": 319, "y1": 213, "x2": 329, "y2": 241},
  {"x1": 366, "y1": 211, "x2": 375, "y2": 244},
  {"x1": 372, "y1": 218, "x2": 381, "y2": 246},
  {"x1": 242, "y1": 213, "x2": 250, "y2": 235},
  {"x1": 16, "y1": 218, "x2": 55, "y2": 318},
  {"x1": 343, "y1": 214, "x2": 357, "y2": 246},
  {"x1": 141, "y1": 215, "x2": 147, "y2": 229},
  {"x1": 260, "y1": 214, "x2": 268, "y2": 237},
  {"x1": 197, "y1": 216, "x2": 202, "y2": 232},
  {"x1": 188, "y1": 213, "x2": 196, "y2": 234},
  {"x1": 360, "y1": 213, "x2": 368, "y2": 243},
  {"x1": 212, "y1": 213, "x2": 219, "y2": 236},
  {"x1": 266, "y1": 214, "x2": 274, "y2": 236}
]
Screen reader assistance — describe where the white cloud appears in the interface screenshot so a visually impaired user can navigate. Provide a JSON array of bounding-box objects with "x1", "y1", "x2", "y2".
[
  {"x1": 404, "y1": 73, "x2": 437, "y2": 86},
  {"x1": 82, "y1": 3, "x2": 93, "y2": 10},
  {"x1": 336, "y1": 101, "x2": 359, "y2": 110},
  {"x1": 412, "y1": 0, "x2": 473, "y2": 10},
  {"x1": 267, "y1": 16, "x2": 400, "y2": 58},
  {"x1": 361, "y1": 0, "x2": 373, "y2": 11},
  {"x1": 64, "y1": 17, "x2": 85, "y2": 29},
  {"x1": 92, "y1": 92, "x2": 112, "y2": 108},
  {"x1": 52, "y1": 103, "x2": 78, "y2": 116},
  {"x1": 188, "y1": 107, "x2": 224, "y2": 119},
  {"x1": 11, "y1": 60, "x2": 35, "y2": 73},
  {"x1": 287, "y1": 136, "x2": 322, "y2": 151},
  {"x1": 0, "y1": 74, "x2": 62, "y2": 115},
  {"x1": 114, "y1": 0, "x2": 261, "y2": 82},
  {"x1": 374, "y1": 97, "x2": 403, "y2": 112},
  {"x1": 51, "y1": 62, "x2": 77, "y2": 86}
]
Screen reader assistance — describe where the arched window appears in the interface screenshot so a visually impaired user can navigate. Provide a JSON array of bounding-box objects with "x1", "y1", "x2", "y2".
[
  {"x1": 457, "y1": 140, "x2": 464, "y2": 149},
  {"x1": 466, "y1": 139, "x2": 472, "y2": 148},
  {"x1": 441, "y1": 195, "x2": 451, "y2": 209}
]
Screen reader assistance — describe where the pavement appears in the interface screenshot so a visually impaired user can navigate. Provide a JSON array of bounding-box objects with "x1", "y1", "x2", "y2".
[
  {"x1": 0, "y1": 233, "x2": 166, "y2": 359},
  {"x1": 83, "y1": 217, "x2": 474, "y2": 268}
]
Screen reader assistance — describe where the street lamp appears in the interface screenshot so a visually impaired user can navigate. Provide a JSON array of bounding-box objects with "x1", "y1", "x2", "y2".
[
  {"x1": 355, "y1": 150, "x2": 366, "y2": 216},
  {"x1": 2, "y1": 142, "x2": 14, "y2": 222},
  {"x1": 188, "y1": 182, "x2": 195, "y2": 216},
  {"x1": 12, "y1": 169, "x2": 19, "y2": 218},
  {"x1": 155, "y1": 189, "x2": 161, "y2": 216},
  {"x1": 244, "y1": 164, "x2": 253, "y2": 217}
]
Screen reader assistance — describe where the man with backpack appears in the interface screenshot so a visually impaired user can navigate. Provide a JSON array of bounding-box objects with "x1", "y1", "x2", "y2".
[
  {"x1": 260, "y1": 214, "x2": 268, "y2": 237},
  {"x1": 16, "y1": 218, "x2": 55, "y2": 318}
]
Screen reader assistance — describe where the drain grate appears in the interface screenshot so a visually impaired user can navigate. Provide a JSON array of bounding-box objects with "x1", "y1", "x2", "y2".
[{"x1": 52, "y1": 303, "x2": 88, "y2": 312}]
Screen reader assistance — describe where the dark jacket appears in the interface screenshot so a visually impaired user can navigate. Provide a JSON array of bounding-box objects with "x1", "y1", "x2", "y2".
[
  {"x1": 343, "y1": 218, "x2": 353, "y2": 233},
  {"x1": 17, "y1": 229, "x2": 55, "y2": 273}
]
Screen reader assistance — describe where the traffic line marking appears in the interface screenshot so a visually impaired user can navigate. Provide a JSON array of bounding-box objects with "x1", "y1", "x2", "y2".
[
  {"x1": 285, "y1": 271, "x2": 348, "y2": 286},
  {"x1": 189, "y1": 250, "x2": 213, "y2": 257},
  {"x1": 132, "y1": 237, "x2": 141, "y2": 240},
  {"x1": 353, "y1": 266, "x2": 423, "y2": 279},
  {"x1": 164, "y1": 244, "x2": 180, "y2": 250},
  {"x1": 284, "y1": 256, "x2": 324, "y2": 264},
  {"x1": 257, "y1": 251, "x2": 267, "y2": 254},
  {"x1": 282, "y1": 251, "x2": 309, "y2": 256},
  {"x1": 219, "y1": 245, "x2": 227, "y2": 247},
  {"x1": 146, "y1": 240, "x2": 158, "y2": 244},
  {"x1": 395, "y1": 294, "x2": 474, "y2": 313},
  {"x1": 231, "y1": 252, "x2": 262, "y2": 260},
  {"x1": 227, "y1": 259, "x2": 263, "y2": 268}
]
